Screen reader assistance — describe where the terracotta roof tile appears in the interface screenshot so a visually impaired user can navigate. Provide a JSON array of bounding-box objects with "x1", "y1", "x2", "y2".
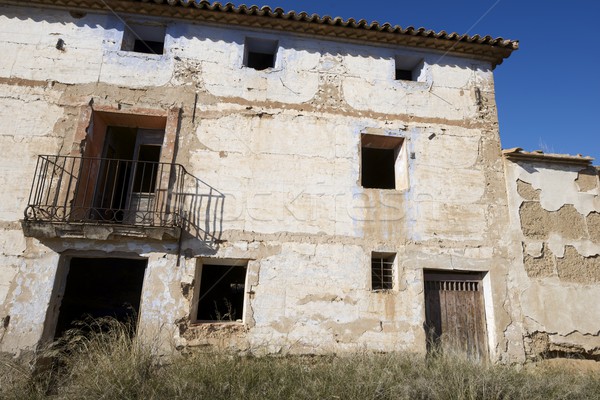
[{"x1": 175, "y1": 1, "x2": 517, "y2": 46}]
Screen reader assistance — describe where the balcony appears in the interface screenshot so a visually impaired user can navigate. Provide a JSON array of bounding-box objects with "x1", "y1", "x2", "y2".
[{"x1": 23, "y1": 155, "x2": 224, "y2": 242}]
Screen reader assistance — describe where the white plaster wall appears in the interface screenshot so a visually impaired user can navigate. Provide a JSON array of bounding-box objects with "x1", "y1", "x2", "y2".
[
  {"x1": 0, "y1": 7, "x2": 111, "y2": 83},
  {"x1": 0, "y1": 248, "x2": 59, "y2": 354},
  {"x1": 0, "y1": 6, "x2": 488, "y2": 117},
  {"x1": 0, "y1": 3, "x2": 510, "y2": 359},
  {"x1": 189, "y1": 113, "x2": 495, "y2": 242},
  {"x1": 137, "y1": 253, "x2": 186, "y2": 351},
  {"x1": 0, "y1": 84, "x2": 64, "y2": 222}
]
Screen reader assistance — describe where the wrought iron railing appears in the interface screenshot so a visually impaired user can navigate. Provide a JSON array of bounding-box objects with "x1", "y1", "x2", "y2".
[{"x1": 24, "y1": 155, "x2": 224, "y2": 241}]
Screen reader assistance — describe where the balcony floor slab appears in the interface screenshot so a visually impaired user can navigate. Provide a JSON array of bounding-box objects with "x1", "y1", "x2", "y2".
[{"x1": 21, "y1": 221, "x2": 181, "y2": 241}]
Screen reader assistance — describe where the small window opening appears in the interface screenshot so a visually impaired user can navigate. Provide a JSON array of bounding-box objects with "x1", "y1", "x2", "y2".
[
  {"x1": 361, "y1": 134, "x2": 404, "y2": 189},
  {"x1": 121, "y1": 23, "x2": 165, "y2": 55},
  {"x1": 372, "y1": 252, "x2": 395, "y2": 290},
  {"x1": 244, "y1": 37, "x2": 278, "y2": 70},
  {"x1": 395, "y1": 55, "x2": 423, "y2": 81},
  {"x1": 196, "y1": 264, "x2": 247, "y2": 322}
]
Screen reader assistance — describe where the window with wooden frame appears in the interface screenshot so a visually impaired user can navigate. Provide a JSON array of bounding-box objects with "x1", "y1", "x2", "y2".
[{"x1": 371, "y1": 252, "x2": 395, "y2": 291}]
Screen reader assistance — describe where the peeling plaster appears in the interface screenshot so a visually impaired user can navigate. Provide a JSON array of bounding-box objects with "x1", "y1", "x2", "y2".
[
  {"x1": 505, "y1": 157, "x2": 600, "y2": 360},
  {"x1": 0, "y1": 3, "x2": 518, "y2": 361}
]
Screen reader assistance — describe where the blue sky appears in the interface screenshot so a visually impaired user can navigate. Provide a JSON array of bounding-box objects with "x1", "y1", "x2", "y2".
[{"x1": 252, "y1": 1, "x2": 600, "y2": 160}]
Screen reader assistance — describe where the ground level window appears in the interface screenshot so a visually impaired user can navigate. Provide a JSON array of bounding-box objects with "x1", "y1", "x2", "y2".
[
  {"x1": 371, "y1": 252, "x2": 395, "y2": 290},
  {"x1": 196, "y1": 264, "x2": 247, "y2": 322}
]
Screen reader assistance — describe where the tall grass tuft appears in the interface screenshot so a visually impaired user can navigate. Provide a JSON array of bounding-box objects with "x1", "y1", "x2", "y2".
[
  {"x1": 1, "y1": 319, "x2": 600, "y2": 399},
  {"x1": 51, "y1": 318, "x2": 159, "y2": 399}
]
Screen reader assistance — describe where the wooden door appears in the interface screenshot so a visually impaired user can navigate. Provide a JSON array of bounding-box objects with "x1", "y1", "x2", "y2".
[
  {"x1": 424, "y1": 272, "x2": 488, "y2": 360},
  {"x1": 72, "y1": 113, "x2": 109, "y2": 220}
]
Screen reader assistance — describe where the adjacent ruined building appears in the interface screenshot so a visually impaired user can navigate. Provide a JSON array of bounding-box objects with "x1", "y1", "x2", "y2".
[
  {"x1": 0, "y1": 0, "x2": 597, "y2": 363},
  {"x1": 503, "y1": 149, "x2": 600, "y2": 360}
]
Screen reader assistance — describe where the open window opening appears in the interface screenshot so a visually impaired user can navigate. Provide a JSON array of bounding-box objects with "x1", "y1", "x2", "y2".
[
  {"x1": 244, "y1": 37, "x2": 278, "y2": 70},
  {"x1": 121, "y1": 23, "x2": 166, "y2": 55},
  {"x1": 423, "y1": 271, "x2": 489, "y2": 360},
  {"x1": 361, "y1": 134, "x2": 407, "y2": 190},
  {"x1": 195, "y1": 262, "x2": 247, "y2": 322},
  {"x1": 395, "y1": 55, "x2": 424, "y2": 81},
  {"x1": 371, "y1": 252, "x2": 396, "y2": 291},
  {"x1": 53, "y1": 257, "x2": 147, "y2": 339}
]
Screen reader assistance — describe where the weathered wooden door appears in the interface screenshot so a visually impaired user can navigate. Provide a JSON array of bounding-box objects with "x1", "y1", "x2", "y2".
[{"x1": 424, "y1": 272, "x2": 488, "y2": 360}]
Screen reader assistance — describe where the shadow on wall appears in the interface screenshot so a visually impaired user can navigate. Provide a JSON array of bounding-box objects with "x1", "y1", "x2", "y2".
[
  {"x1": 3, "y1": 6, "x2": 485, "y2": 72},
  {"x1": 178, "y1": 168, "x2": 225, "y2": 245}
]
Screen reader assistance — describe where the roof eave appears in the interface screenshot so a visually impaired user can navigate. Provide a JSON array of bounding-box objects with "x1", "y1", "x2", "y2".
[
  {"x1": 503, "y1": 148, "x2": 594, "y2": 166},
  {"x1": 0, "y1": 0, "x2": 517, "y2": 66}
]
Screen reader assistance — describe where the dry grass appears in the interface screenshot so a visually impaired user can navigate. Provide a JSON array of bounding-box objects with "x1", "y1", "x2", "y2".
[{"x1": 1, "y1": 320, "x2": 599, "y2": 400}]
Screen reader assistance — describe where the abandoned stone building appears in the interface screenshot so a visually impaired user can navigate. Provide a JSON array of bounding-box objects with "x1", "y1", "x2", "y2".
[{"x1": 0, "y1": 0, "x2": 598, "y2": 363}]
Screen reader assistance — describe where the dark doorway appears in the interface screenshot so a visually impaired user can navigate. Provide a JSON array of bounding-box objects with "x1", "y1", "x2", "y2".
[
  {"x1": 196, "y1": 264, "x2": 246, "y2": 322},
  {"x1": 53, "y1": 258, "x2": 147, "y2": 339},
  {"x1": 423, "y1": 271, "x2": 488, "y2": 360}
]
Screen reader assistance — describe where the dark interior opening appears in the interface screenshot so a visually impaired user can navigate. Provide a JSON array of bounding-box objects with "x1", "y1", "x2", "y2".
[
  {"x1": 133, "y1": 39, "x2": 164, "y2": 54},
  {"x1": 196, "y1": 264, "x2": 246, "y2": 322},
  {"x1": 361, "y1": 147, "x2": 396, "y2": 189},
  {"x1": 395, "y1": 68, "x2": 413, "y2": 81},
  {"x1": 91, "y1": 127, "x2": 164, "y2": 222},
  {"x1": 92, "y1": 127, "x2": 136, "y2": 221},
  {"x1": 53, "y1": 258, "x2": 147, "y2": 339},
  {"x1": 133, "y1": 145, "x2": 161, "y2": 193},
  {"x1": 246, "y1": 51, "x2": 275, "y2": 70}
]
